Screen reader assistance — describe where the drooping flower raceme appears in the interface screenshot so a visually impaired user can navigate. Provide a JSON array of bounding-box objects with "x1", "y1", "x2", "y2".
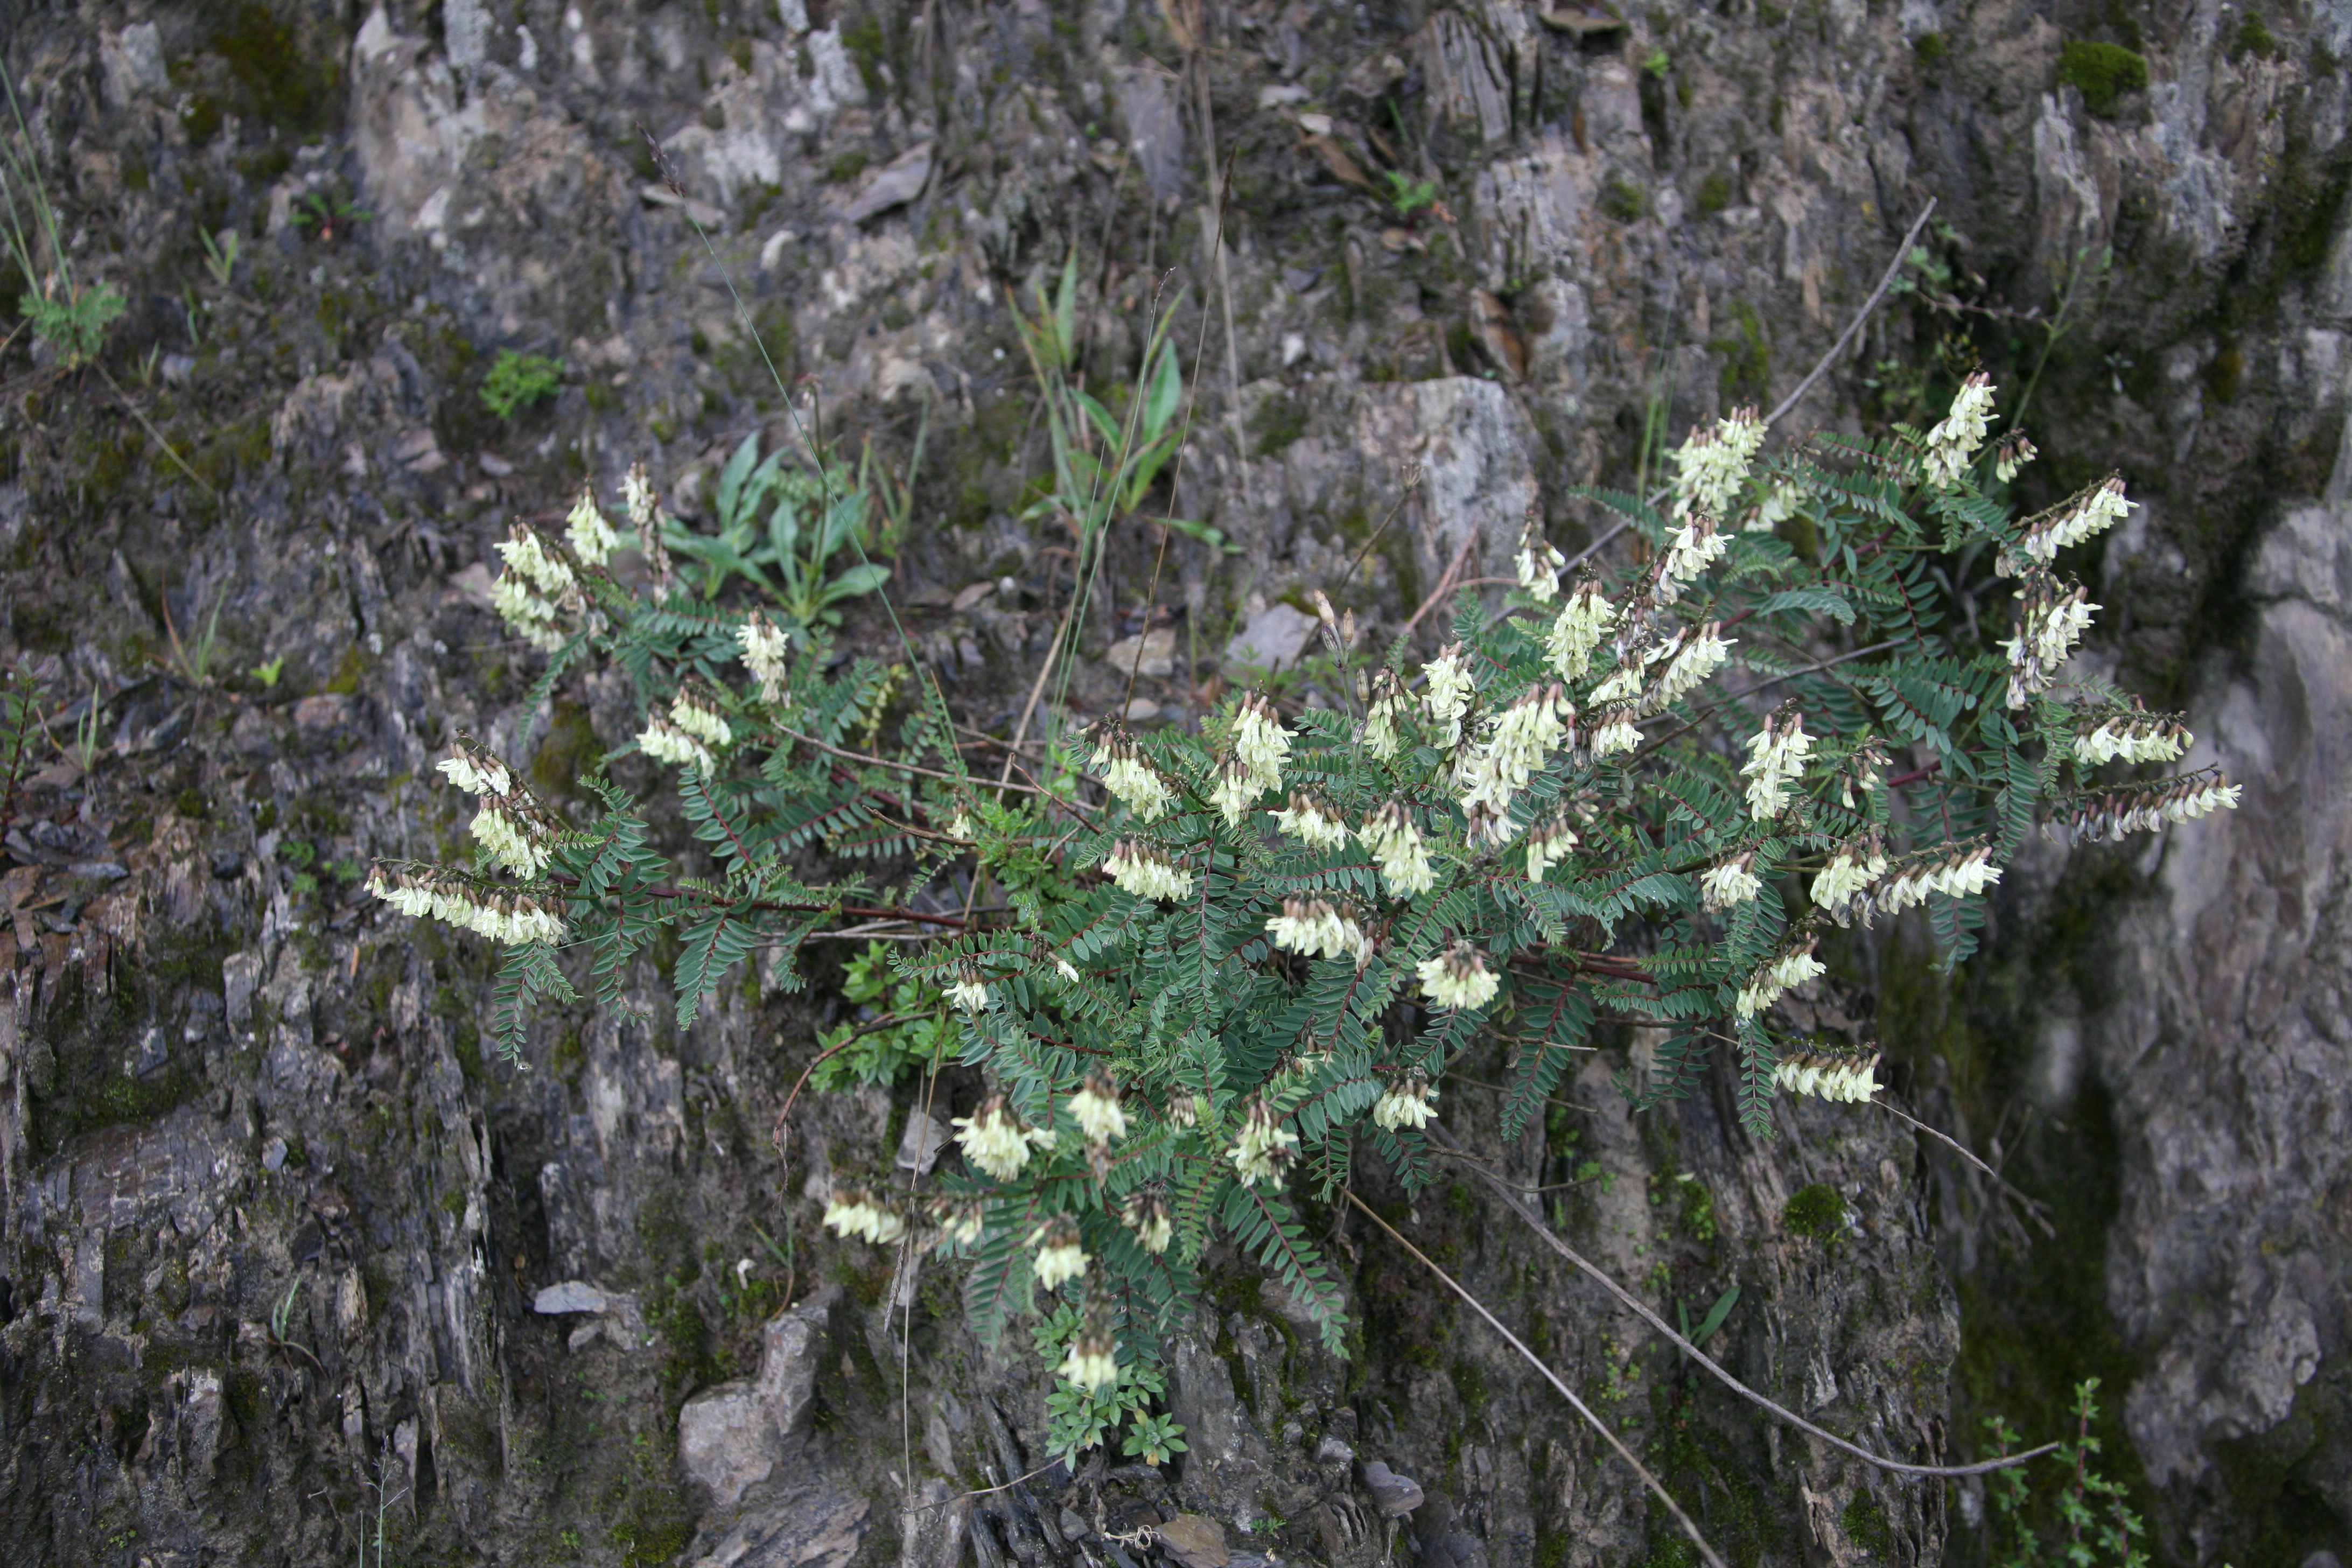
[
  {"x1": 1774, "y1": 1051, "x2": 1880, "y2": 1104},
  {"x1": 1208, "y1": 754, "x2": 1259, "y2": 827},
  {"x1": 2075, "y1": 708, "x2": 2191, "y2": 767},
  {"x1": 948, "y1": 964, "x2": 990, "y2": 1013},
  {"x1": 1228, "y1": 1098, "x2": 1299, "y2": 1187},
  {"x1": 1032, "y1": 1219, "x2": 1089, "y2": 1290},
  {"x1": 1070, "y1": 1073, "x2": 1128, "y2": 1143},
  {"x1": 1736, "y1": 945, "x2": 1826, "y2": 1019},
  {"x1": 638, "y1": 714, "x2": 716, "y2": 772},
  {"x1": 1922, "y1": 372, "x2": 1995, "y2": 488},
  {"x1": 469, "y1": 795, "x2": 555, "y2": 878},
  {"x1": 1102, "y1": 839, "x2": 1195, "y2": 902},
  {"x1": 2019, "y1": 475, "x2": 2133, "y2": 565},
  {"x1": 1994, "y1": 432, "x2": 2038, "y2": 484},
  {"x1": 670, "y1": 685, "x2": 733, "y2": 750},
  {"x1": 1648, "y1": 623, "x2": 1736, "y2": 710},
  {"x1": 1358, "y1": 801, "x2": 1436, "y2": 897},
  {"x1": 1455, "y1": 685, "x2": 1572, "y2": 817},
  {"x1": 951, "y1": 1096, "x2": 1055, "y2": 1181},
  {"x1": 1265, "y1": 897, "x2": 1372, "y2": 967},
  {"x1": 1524, "y1": 813, "x2": 1579, "y2": 880},
  {"x1": 1422, "y1": 643, "x2": 1476, "y2": 748},
  {"x1": 1275, "y1": 793, "x2": 1351, "y2": 852},
  {"x1": 1740, "y1": 706, "x2": 1811, "y2": 819},
  {"x1": 1372, "y1": 1074, "x2": 1437, "y2": 1131},
  {"x1": 1810, "y1": 836, "x2": 1890, "y2": 923},
  {"x1": 2000, "y1": 575, "x2": 2098, "y2": 709},
  {"x1": 1669, "y1": 405, "x2": 1765, "y2": 522},
  {"x1": 2054, "y1": 773, "x2": 2243, "y2": 842},
  {"x1": 1656, "y1": 516, "x2": 1728, "y2": 605},
  {"x1": 1122, "y1": 1191, "x2": 1174, "y2": 1255},
  {"x1": 823, "y1": 1185, "x2": 908, "y2": 1244},
  {"x1": 566, "y1": 486, "x2": 621, "y2": 566},
  {"x1": 1545, "y1": 579, "x2": 1617, "y2": 682},
  {"x1": 738, "y1": 610, "x2": 793, "y2": 708},
  {"x1": 1588, "y1": 708, "x2": 1642, "y2": 760},
  {"x1": 438, "y1": 736, "x2": 513, "y2": 798},
  {"x1": 1058, "y1": 1327, "x2": 1118, "y2": 1390},
  {"x1": 1516, "y1": 529, "x2": 1567, "y2": 602},
  {"x1": 1417, "y1": 941, "x2": 1500, "y2": 1011},
  {"x1": 366, "y1": 865, "x2": 566, "y2": 946},
  {"x1": 1363, "y1": 668, "x2": 1412, "y2": 762},
  {"x1": 1089, "y1": 728, "x2": 1174, "y2": 823},
  {"x1": 491, "y1": 524, "x2": 577, "y2": 650},
  {"x1": 1233, "y1": 695, "x2": 1292, "y2": 795},
  {"x1": 1699, "y1": 853, "x2": 1762, "y2": 911}
]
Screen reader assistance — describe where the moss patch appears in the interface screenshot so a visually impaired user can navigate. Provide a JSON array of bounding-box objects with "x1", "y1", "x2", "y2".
[
  {"x1": 1781, "y1": 1184, "x2": 1845, "y2": 1240},
  {"x1": 2056, "y1": 41, "x2": 2148, "y2": 117}
]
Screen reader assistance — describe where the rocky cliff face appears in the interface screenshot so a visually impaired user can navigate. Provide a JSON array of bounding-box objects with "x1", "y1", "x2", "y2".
[{"x1": 0, "y1": 0, "x2": 2345, "y2": 1564}]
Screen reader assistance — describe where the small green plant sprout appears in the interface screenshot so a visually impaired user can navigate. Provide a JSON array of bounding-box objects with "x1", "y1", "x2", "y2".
[
  {"x1": 480, "y1": 348, "x2": 566, "y2": 419},
  {"x1": 1642, "y1": 45, "x2": 1671, "y2": 76},
  {"x1": 660, "y1": 434, "x2": 892, "y2": 626},
  {"x1": 158, "y1": 585, "x2": 228, "y2": 687},
  {"x1": 809, "y1": 941, "x2": 958, "y2": 1090},
  {"x1": 295, "y1": 187, "x2": 372, "y2": 243},
  {"x1": 1031, "y1": 1303, "x2": 1187, "y2": 1465},
  {"x1": 250, "y1": 655, "x2": 287, "y2": 689},
  {"x1": 44, "y1": 691, "x2": 107, "y2": 774},
  {"x1": 1382, "y1": 169, "x2": 1438, "y2": 216},
  {"x1": 1677, "y1": 1284, "x2": 1740, "y2": 1348},
  {"x1": 1, "y1": 67, "x2": 125, "y2": 368},
  {"x1": 1981, "y1": 1380, "x2": 2150, "y2": 1566},
  {"x1": 199, "y1": 226, "x2": 240, "y2": 289},
  {"x1": 0, "y1": 662, "x2": 40, "y2": 844},
  {"x1": 369, "y1": 369, "x2": 2242, "y2": 1437}
]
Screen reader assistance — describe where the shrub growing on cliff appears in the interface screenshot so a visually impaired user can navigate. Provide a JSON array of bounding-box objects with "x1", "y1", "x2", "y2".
[{"x1": 370, "y1": 377, "x2": 2236, "y2": 1453}]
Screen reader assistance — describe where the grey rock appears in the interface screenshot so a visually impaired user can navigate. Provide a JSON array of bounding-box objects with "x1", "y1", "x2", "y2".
[
  {"x1": 687, "y1": 1480, "x2": 869, "y2": 1568},
  {"x1": 533, "y1": 1280, "x2": 608, "y2": 1314},
  {"x1": 1105, "y1": 627, "x2": 1178, "y2": 678},
  {"x1": 842, "y1": 143, "x2": 934, "y2": 225},
  {"x1": 894, "y1": 1112, "x2": 949, "y2": 1175},
  {"x1": 677, "y1": 1289, "x2": 837, "y2": 1507},
  {"x1": 1223, "y1": 604, "x2": 1317, "y2": 673},
  {"x1": 1154, "y1": 1514, "x2": 1228, "y2": 1568},
  {"x1": 1358, "y1": 1459, "x2": 1423, "y2": 1517}
]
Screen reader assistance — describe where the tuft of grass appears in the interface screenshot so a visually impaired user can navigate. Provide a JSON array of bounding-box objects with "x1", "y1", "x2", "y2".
[
  {"x1": 481, "y1": 349, "x2": 565, "y2": 419},
  {"x1": 2056, "y1": 40, "x2": 2149, "y2": 117}
]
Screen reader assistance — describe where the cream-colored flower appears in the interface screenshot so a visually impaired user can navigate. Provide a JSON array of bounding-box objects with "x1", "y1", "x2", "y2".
[
  {"x1": 1228, "y1": 1098, "x2": 1299, "y2": 1187},
  {"x1": 1922, "y1": 372, "x2": 1995, "y2": 488},
  {"x1": 1545, "y1": 580, "x2": 1617, "y2": 682},
  {"x1": 1773, "y1": 1049, "x2": 1879, "y2": 1105},
  {"x1": 1102, "y1": 839, "x2": 1195, "y2": 902},
  {"x1": 2020, "y1": 475, "x2": 2132, "y2": 565},
  {"x1": 1123, "y1": 1191, "x2": 1174, "y2": 1255},
  {"x1": 1736, "y1": 946, "x2": 1826, "y2": 1019},
  {"x1": 1089, "y1": 729, "x2": 1174, "y2": 823},
  {"x1": 438, "y1": 739, "x2": 513, "y2": 797},
  {"x1": 1264, "y1": 897, "x2": 1372, "y2": 967},
  {"x1": 638, "y1": 715, "x2": 715, "y2": 772},
  {"x1": 1363, "y1": 668, "x2": 1412, "y2": 762},
  {"x1": 1207, "y1": 754, "x2": 1260, "y2": 826},
  {"x1": 1516, "y1": 531, "x2": 1567, "y2": 601},
  {"x1": 1457, "y1": 685, "x2": 1573, "y2": 818},
  {"x1": 1371, "y1": 1074, "x2": 1437, "y2": 1132},
  {"x1": 822, "y1": 1186, "x2": 908, "y2": 1244},
  {"x1": 1275, "y1": 793, "x2": 1351, "y2": 852},
  {"x1": 948, "y1": 964, "x2": 990, "y2": 1013},
  {"x1": 1070, "y1": 1073, "x2": 1127, "y2": 1143},
  {"x1": 1669, "y1": 405, "x2": 1765, "y2": 522},
  {"x1": 469, "y1": 797, "x2": 552, "y2": 878},
  {"x1": 1994, "y1": 432, "x2": 2038, "y2": 484},
  {"x1": 1058, "y1": 1328, "x2": 1119, "y2": 1390},
  {"x1": 1524, "y1": 813, "x2": 1578, "y2": 880},
  {"x1": 1999, "y1": 575, "x2": 2098, "y2": 709},
  {"x1": 566, "y1": 486, "x2": 621, "y2": 566},
  {"x1": 1233, "y1": 695, "x2": 1292, "y2": 795},
  {"x1": 738, "y1": 610, "x2": 793, "y2": 707},
  {"x1": 1032, "y1": 1219, "x2": 1089, "y2": 1291},
  {"x1": 1588, "y1": 709, "x2": 1642, "y2": 761},
  {"x1": 670, "y1": 687, "x2": 733, "y2": 750},
  {"x1": 1740, "y1": 706, "x2": 1811, "y2": 819},
  {"x1": 932, "y1": 1199, "x2": 985, "y2": 1248},
  {"x1": 951, "y1": 1096, "x2": 1054, "y2": 1181},
  {"x1": 1417, "y1": 941, "x2": 1500, "y2": 1011},
  {"x1": 1358, "y1": 801, "x2": 1436, "y2": 898},
  {"x1": 1699, "y1": 853, "x2": 1761, "y2": 911},
  {"x1": 2074, "y1": 707, "x2": 2189, "y2": 767},
  {"x1": 1053, "y1": 956, "x2": 1082, "y2": 984},
  {"x1": 1656, "y1": 516, "x2": 1728, "y2": 605},
  {"x1": 1649, "y1": 622, "x2": 1735, "y2": 709},
  {"x1": 1810, "y1": 837, "x2": 1888, "y2": 921},
  {"x1": 1422, "y1": 643, "x2": 1476, "y2": 748}
]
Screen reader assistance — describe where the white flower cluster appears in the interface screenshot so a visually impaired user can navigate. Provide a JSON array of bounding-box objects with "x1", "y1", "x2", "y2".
[
  {"x1": 491, "y1": 524, "x2": 579, "y2": 651},
  {"x1": 1646, "y1": 622, "x2": 1736, "y2": 710},
  {"x1": 566, "y1": 486, "x2": 621, "y2": 566},
  {"x1": 1838, "y1": 738, "x2": 1887, "y2": 811},
  {"x1": 1524, "y1": 813, "x2": 1578, "y2": 880},
  {"x1": 1417, "y1": 941, "x2": 1500, "y2": 1011},
  {"x1": 2054, "y1": 774, "x2": 2242, "y2": 842},
  {"x1": 1089, "y1": 728, "x2": 1173, "y2": 823},
  {"x1": 1588, "y1": 708, "x2": 1642, "y2": 760},
  {"x1": 1516, "y1": 530, "x2": 1567, "y2": 602},
  {"x1": 1275, "y1": 793, "x2": 1350, "y2": 852},
  {"x1": 1122, "y1": 1191, "x2": 1174, "y2": 1255},
  {"x1": 823, "y1": 1185, "x2": 908, "y2": 1244},
  {"x1": 1921, "y1": 372, "x2": 1995, "y2": 488},
  {"x1": 1103, "y1": 839, "x2": 1195, "y2": 902},
  {"x1": 952, "y1": 1095, "x2": 1056, "y2": 1181},
  {"x1": 1740, "y1": 706, "x2": 1811, "y2": 819},
  {"x1": 1699, "y1": 852, "x2": 1761, "y2": 911},
  {"x1": 622, "y1": 461, "x2": 673, "y2": 590},
  {"x1": 1363, "y1": 669, "x2": 1412, "y2": 762},
  {"x1": 1656, "y1": 516, "x2": 1728, "y2": 605},
  {"x1": 670, "y1": 685, "x2": 733, "y2": 750},
  {"x1": 1457, "y1": 685, "x2": 1573, "y2": 817},
  {"x1": 1233, "y1": 694, "x2": 1292, "y2": 795},
  {"x1": 638, "y1": 715, "x2": 716, "y2": 772},
  {"x1": 1070, "y1": 1073, "x2": 1128, "y2": 1143},
  {"x1": 1812, "y1": 838, "x2": 2003, "y2": 926},
  {"x1": 1750, "y1": 477, "x2": 1800, "y2": 533},
  {"x1": 738, "y1": 610, "x2": 793, "y2": 708},
  {"x1": 1669, "y1": 405, "x2": 1765, "y2": 522},
  {"x1": 367, "y1": 865, "x2": 566, "y2": 945},
  {"x1": 1773, "y1": 1051, "x2": 1880, "y2": 1105},
  {"x1": 1053, "y1": 955, "x2": 1082, "y2": 984},
  {"x1": 1810, "y1": 837, "x2": 1890, "y2": 921},
  {"x1": 1058, "y1": 1327, "x2": 1119, "y2": 1390},
  {"x1": 1372, "y1": 1073, "x2": 1437, "y2": 1131},
  {"x1": 1735, "y1": 945, "x2": 1825, "y2": 1019},
  {"x1": 470, "y1": 795, "x2": 557, "y2": 878},
  {"x1": 1423, "y1": 643, "x2": 1476, "y2": 748},
  {"x1": 1228, "y1": 1098, "x2": 1299, "y2": 1187},
  {"x1": 2000, "y1": 575, "x2": 2098, "y2": 709},
  {"x1": 2074, "y1": 708, "x2": 2190, "y2": 766},
  {"x1": 437, "y1": 737, "x2": 513, "y2": 796},
  {"x1": 1207, "y1": 755, "x2": 1258, "y2": 825},
  {"x1": 1032, "y1": 1219, "x2": 1089, "y2": 1290},
  {"x1": 1265, "y1": 897, "x2": 1373, "y2": 967},
  {"x1": 1545, "y1": 579, "x2": 1617, "y2": 682},
  {"x1": 1358, "y1": 801, "x2": 1436, "y2": 897},
  {"x1": 948, "y1": 964, "x2": 990, "y2": 1013},
  {"x1": 1994, "y1": 432, "x2": 2038, "y2": 484},
  {"x1": 2018, "y1": 475, "x2": 2133, "y2": 566},
  {"x1": 933, "y1": 1199, "x2": 985, "y2": 1248}
]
